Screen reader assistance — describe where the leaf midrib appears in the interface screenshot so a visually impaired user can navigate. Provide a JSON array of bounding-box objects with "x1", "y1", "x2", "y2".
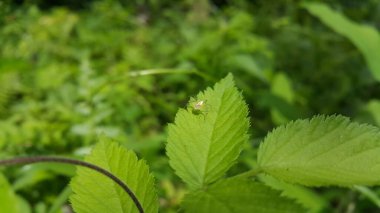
[
  {"x1": 200, "y1": 88, "x2": 227, "y2": 187},
  {"x1": 99, "y1": 145, "x2": 126, "y2": 213}
]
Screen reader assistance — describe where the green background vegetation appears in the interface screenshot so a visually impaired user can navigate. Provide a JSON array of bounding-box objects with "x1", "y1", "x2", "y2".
[{"x1": 0, "y1": 0, "x2": 380, "y2": 212}]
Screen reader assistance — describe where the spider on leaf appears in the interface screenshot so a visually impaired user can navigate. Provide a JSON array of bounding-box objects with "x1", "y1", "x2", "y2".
[{"x1": 187, "y1": 98, "x2": 211, "y2": 118}]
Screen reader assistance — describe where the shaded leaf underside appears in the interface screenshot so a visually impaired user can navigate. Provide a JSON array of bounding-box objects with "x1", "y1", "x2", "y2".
[{"x1": 182, "y1": 178, "x2": 305, "y2": 213}]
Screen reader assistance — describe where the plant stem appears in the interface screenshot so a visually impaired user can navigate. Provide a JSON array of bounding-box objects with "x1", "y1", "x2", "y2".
[
  {"x1": 0, "y1": 156, "x2": 144, "y2": 213},
  {"x1": 128, "y1": 68, "x2": 216, "y2": 82},
  {"x1": 232, "y1": 167, "x2": 262, "y2": 179},
  {"x1": 87, "y1": 68, "x2": 216, "y2": 105}
]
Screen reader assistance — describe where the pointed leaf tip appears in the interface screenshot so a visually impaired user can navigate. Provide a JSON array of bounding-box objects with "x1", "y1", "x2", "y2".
[{"x1": 167, "y1": 74, "x2": 250, "y2": 189}]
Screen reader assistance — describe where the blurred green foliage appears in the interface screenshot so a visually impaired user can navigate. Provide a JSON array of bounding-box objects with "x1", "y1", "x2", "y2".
[{"x1": 0, "y1": 0, "x2": 380, "y2": 212}]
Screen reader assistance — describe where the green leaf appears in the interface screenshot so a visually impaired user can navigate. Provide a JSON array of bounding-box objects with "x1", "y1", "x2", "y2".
[
  {"x1": 13, "y1": 163, "x2": 75, "y2": 191},
  {"x1": 167, "y1": 73, "x2": 250, "y2": 189},
  {"x1": 270, "y1": 72, "x2": 296, "y2": 125},
  {"x1": 182, "y1": 178, "x2": 305, "y2": 213},
  {"x1": 226, "y1": 54, "x2": 268, "y2": 82},
  {"x1": 70, "y1": 139, "x2": 158, "y2": 213},
  {"x1": 0, "y1": 173, "x2": 19, "y2": 213},
  {"x1": 271, "y1": 72, "x2": 295, "y2": 104},
  {"x1": 48, "y1": 186, "x2": 71, "y2": 213},
  {"x1": 258, "y1": 115, "x2": 380, "y2": 186},
  {"x1": 16, "y1": 195, "x2": 32, "y2": 213},
  {"x1": 259, "y1": 175, "x2": 327, "y2": 212},
  {"x1": 365, "y1": 100, "x2": 380, "y2": 126},
  {"x1": 303, "y1": 2, "x2": 380, "y2": 81},
  {"x1": 354, "y1": 186, "x2": 380, "y2": 208}
]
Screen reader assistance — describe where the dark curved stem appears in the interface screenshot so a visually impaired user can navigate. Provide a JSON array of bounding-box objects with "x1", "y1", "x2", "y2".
[{"x1": 0, "y1": 156, "x2": 144, "y2": 213}]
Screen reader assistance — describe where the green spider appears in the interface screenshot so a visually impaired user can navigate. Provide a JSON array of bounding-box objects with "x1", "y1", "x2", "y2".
[{"x1": 188, "y1": 98, "x2": 210, "y2": 116}]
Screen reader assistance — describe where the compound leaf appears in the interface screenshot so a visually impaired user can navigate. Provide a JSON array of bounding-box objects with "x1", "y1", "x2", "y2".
[
  {"x1": 70, "y1": 138, "x2": 158, "y2": 213},
  {"x1": 167, "y1": 73, "x2": 250, "y2": 189},
  {"x1": 182, "y1": 178, "x2": 305, "y2": 213},
  {"x1": 258, "y1": 115, "x2": 380, "y2": 186}
]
